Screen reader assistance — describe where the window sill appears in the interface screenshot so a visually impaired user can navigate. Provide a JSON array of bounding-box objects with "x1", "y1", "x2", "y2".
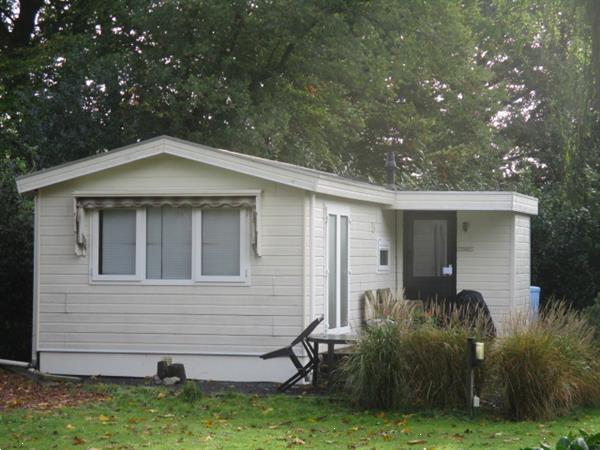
[{"x1": 325, "y1": 326, "x2": 352, "y2": 335}]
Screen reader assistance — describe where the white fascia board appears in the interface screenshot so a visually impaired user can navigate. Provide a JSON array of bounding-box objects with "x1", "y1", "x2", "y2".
[
  {"x1": 392, "y1": 191, "x2": 538, "y2": 215},
  {"x1": 165, "y1": 140, "x2": 394, "y2": 204},
  {"x1": 15, "y1": 136, "x2": 538, "y2": 214},
  {"x1": 16, "y1": 139, "x2": 165, "y2": 193},
  {"x1": 16, "y1": 136, "x2": 394, "y2": 205}
]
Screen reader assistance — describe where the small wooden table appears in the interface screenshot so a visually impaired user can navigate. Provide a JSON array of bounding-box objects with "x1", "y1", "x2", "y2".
[{"x1": 307, "y1": 333, "x2": 359, "y2": 387}]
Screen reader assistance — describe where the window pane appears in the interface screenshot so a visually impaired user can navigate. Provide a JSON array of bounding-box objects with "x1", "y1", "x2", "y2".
[
  {"x1": 379, "y1": 249, "x2": 389, "y2": 266},
  {"x1": 412, "y1": 219, "x2": 447, "y2": 277},
  {"x1": 202, "y1": 209, "x2": 240, "y2": 276},
  {"x1": 328, "y1": 214, "x2": 337, "y2": 329},
  {"x1": 340, "y1": 216, "x2": 348, "y2": 328},
  {"x1": 146, "y1": 208, "x2": 162, "y2": 279},
  {"x1": 146, "y1": 207, "x2": 192, "y2": 280},
  {"x1": 100, "y1": 209, "x2": 136, "y2": 275}
]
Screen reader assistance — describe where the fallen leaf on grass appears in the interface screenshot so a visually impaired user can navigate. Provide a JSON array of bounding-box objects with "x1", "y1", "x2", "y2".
[
  {"x1": 287, "y1": 437, "x2": 305, "y2": 447},
  {"x1": 72, "y1": 436, "x2": 85, "y2": 445},
  {"x1": 65, "y1": 424, "x2": 75, "y2": 430},
  {"x1": 157, "y1": 392, "x2": 166, "y2": 399},
  {"x1": 128, "y1": 417, "x2": 144, "y2": 424},
  {"x1": 0, "y1": 369, "x2": 107, "y2": 411},
  {"x1": 407, "y1": 439, "x2": 427, "y2": 445}
]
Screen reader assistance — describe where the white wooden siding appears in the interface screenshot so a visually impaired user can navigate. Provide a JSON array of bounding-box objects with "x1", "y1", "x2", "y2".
[
  {"x1": 311, "y1": 195, "x2": 397, "y2": 330},
  {"x1": 457, "y1": 211, "x2": 513, "y2": 329},
  {"x1": 514, "y1": 214, "x2": 531, "y2": 314},
  {"x1": 37, "y1": 155, "x2": 305, "y2": 368}
]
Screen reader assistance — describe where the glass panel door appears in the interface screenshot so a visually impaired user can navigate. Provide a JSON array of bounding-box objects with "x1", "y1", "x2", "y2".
[
  {"x1": 327, "y1": 215, "x2": 337, "y2": 329},
  {"x1": 340, "y1": 216, "x2": 349, "y2": 327},
  {"x1": 327, "y1": 212, "x2": 350, "y2": 330}
]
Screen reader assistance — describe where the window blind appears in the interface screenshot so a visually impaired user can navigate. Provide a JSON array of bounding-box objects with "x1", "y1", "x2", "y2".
[
  {"x1": 146, "y1": 207, "x2": 192, "y2": 279},
  {"x1": 99, "y1": 209, "x2": 136, "y2": 275},
  {"x1": 201, "y1": 209, "x2": 240, "y2": 276}
]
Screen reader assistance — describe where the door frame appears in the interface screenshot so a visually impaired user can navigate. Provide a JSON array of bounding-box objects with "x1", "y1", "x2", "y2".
[
  {"x1": 403, "y1": 210, "x2": 457, "y2": 301},
  {"x1": 324, "y1": 204, "x2": 351, "y2": 333}
]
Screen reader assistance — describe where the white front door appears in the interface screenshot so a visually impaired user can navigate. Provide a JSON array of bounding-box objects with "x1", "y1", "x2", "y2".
[{"x1": 326, "y1": 210, "x2": 350, "y2": 332}]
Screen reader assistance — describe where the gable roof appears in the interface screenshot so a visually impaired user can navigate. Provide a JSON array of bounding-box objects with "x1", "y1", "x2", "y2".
[{"x1": 15, "y1": 135, "x2": 538, "y2": 214}]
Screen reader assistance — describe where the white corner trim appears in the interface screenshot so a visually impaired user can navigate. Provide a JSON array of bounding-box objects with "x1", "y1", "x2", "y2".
[
  {"x1": 31, "y1": 192, "x2": 41, "y2": 366},
  {"x1": 309, "y1": 193, "x2": 316, "y2": 322}
]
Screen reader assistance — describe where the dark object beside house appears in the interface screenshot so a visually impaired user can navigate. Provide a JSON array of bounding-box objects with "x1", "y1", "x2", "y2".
[
  {"x1": 425, "y1": 289, "x2": 496, "y2": 336},
  {"x1": 156, "y1": 360, "x2": 187, "y2": 382},
  {"x1": 454, "y1": 290, "x2": 496, "y2": 337},
  {"x1": 167, "y1": 363, "x2": 187, "y2": 382},
  {"x1": 260, "y1": 316, "x2": 324, "y2": 392}
]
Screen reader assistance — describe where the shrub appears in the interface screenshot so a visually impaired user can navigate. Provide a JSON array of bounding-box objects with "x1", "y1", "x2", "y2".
[
  {"x1": 180, "y1": 381, "x2": 202, "y2": 403},
  {"x1": 339, "y1": 322, "x2": 407, "y2": 409},
  {"x1": 492, "y1": 302, "x2": 600, "y2": 421}
]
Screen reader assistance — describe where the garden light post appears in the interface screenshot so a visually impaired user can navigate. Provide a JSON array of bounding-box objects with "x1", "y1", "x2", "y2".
[{"x1": 466, "y1": 337, "x2": 484, "y2": 417}]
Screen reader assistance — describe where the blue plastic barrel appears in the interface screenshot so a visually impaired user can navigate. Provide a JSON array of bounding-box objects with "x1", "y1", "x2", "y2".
[{"x1": 530, "y1": 286, "x2": 541, "y2": 315}]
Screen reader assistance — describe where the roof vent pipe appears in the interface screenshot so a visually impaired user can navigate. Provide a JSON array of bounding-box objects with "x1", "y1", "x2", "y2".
[{"x1": 385, "y1": 151, "x2": 397, "y2": 190}]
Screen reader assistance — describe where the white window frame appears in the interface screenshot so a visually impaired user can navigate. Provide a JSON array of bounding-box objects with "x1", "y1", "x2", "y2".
[
  {"x1": 194, "y1": 209, "x2": 249, "y2": 283},
  {"x1": 91, "y1": 209, "x2": 145, "y2": 282},
  {"x1": 324, "y1": 205, "x2": 351, "y2": 334},
  {"x1": 377, "y1": 238, "x2": 391, "y2": 272},
  {"x1": 90, "y1": 207, "x2": 249, "y2": 285}
]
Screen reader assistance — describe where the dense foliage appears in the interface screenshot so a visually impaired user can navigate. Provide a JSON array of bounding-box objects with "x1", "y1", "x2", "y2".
[{"x1": 1, "y1": 1, "x2": 599, "y2": 360}]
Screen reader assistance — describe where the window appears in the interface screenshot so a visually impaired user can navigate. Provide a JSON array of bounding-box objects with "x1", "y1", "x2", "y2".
[
  {"x1": 146, "y1": 207, "x2": 192, "y2": 280},
  {"x1": 326, "y1": 209, "x2": 350, "y2": 332},
  {"x1": 92, "y1": 207, "x2": 248, "y2": 283},
  {"x1": 412, "y1": 219, "x2": 447, "y2": 277},
  {"x1": 99, "y1": 209, "x2": 137, "y2": 275},
  {"x1": 200, "y1": 209, "x2": 240, "y2": 277},
  {"x1": 378, "y1": 239, "x2": 390, "y2": 272}
]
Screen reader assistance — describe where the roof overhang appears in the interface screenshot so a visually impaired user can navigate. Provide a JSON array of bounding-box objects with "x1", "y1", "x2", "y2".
[
  {"x1": 391, "y1": 191, "x2": 538, "y2": 215},
  {"x1": 16, "y1": 136, "x2": 393, "y2": 205},
  {"x1": 15, "y1": 136, "x2": 538, "y2": 215}
]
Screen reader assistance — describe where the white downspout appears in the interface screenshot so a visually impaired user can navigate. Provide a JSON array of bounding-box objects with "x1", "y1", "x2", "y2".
[{"x1": 309, "y1": 193, "x2": 316, "y2": 321}]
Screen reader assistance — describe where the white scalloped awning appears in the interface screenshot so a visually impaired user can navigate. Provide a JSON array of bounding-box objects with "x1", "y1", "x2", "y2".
[{"x1": 74, "y1": 196, "x2": 258, "y2": 257}]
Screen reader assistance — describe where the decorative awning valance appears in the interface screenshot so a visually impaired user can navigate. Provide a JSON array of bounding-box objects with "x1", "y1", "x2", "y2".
[
  {"x1": 74, "y1": 196, "x2": 258, "y2": 257},
  {"x1": 76, "y1": 196, "x2": 256, "y2": 210}
]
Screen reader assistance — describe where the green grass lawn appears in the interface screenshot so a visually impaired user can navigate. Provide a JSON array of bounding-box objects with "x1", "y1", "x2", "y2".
[{"x1": 1, "y1": 383, "x2": 599, "y2": 449}]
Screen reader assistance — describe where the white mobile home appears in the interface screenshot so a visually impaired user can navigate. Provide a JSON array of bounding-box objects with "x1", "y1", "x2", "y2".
[{"x1": 16, "y1": 136, "x2": 538, "y2": 382}]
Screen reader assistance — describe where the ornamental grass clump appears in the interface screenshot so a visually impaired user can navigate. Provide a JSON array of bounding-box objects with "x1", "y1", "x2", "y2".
[
  {"x1": 398, "y1": 302, "x2": 493, "y2": 409},
  {"x1": 492, "y1": 302, "x2": 600, "y2": 421},
  {"x1": 341, "y1": 295, "x2": 494, "y2": 410},
  {"x1": 339, "y1": 322, "x2": 407, "y2": 410}
]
